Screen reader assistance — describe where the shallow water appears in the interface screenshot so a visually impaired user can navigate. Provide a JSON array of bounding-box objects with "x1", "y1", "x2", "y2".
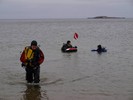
[{"x1": 0, "y1": 19, "x2": 133, "y2": 100}]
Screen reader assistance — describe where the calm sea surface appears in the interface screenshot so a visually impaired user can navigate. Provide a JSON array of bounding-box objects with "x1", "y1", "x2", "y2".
[{"x1": 0, "y1": 19, "x2": 133, "y2": 100}]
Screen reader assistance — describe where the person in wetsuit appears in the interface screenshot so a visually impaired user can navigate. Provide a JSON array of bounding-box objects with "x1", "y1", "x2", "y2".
[
  {"x1": 20, "y1": 40, "x2": 44, "y2": 83},
  {"x1": 61, "y1": 40, "x2": 73, "y2": 52}
]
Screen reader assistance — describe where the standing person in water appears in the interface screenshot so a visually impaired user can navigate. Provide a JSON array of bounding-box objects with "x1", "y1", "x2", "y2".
[{"x1": 20, "y1": 40, "x2": 44, "y2": 84}]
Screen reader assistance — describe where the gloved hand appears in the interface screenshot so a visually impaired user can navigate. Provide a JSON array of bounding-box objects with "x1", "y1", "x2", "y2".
[
  {"x1": 74, "y1": 46, "x2": 77, "y2": 48},
  {"x1": 21, "y1": 63, "x2": 26, "y2": 67},
  {"x1": 26, "y1": 59, "x2": 32, "y2": 63},
  {"x1": 34, "y1": 62, "x2": 39, "y2": 66}
]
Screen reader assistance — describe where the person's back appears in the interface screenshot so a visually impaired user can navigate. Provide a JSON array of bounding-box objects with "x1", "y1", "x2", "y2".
[{"x1": 61, "y1": 43, "x2": 67, "y2": 52}]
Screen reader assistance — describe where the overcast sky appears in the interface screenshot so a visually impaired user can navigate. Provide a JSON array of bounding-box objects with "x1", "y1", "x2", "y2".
[{"x1": 0, "y1": 0, "x2": 133, "y2": 19}]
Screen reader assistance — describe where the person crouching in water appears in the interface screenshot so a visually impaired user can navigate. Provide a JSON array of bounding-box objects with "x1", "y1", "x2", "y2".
[{"x1": 20, "y1": 40, "x2": 44, "y2": 84}]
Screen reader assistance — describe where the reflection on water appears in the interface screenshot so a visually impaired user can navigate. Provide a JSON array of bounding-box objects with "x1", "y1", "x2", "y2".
[{"x1": 22, "y1": 85, "x2": 49, "y2": 100}]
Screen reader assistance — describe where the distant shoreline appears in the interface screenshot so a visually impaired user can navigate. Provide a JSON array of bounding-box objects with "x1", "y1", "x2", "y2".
[{"x1": 88, "y1": 16, "x2": 126, "y2": 19}]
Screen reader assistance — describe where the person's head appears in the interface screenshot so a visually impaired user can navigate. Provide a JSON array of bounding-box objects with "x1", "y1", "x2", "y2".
[
  {"x1": 31, "y1": 40, "x2": 37, "y2": 50},
  {"x1": 97, "y1": 45, "x2": 102, "y2": 49},
  {"x1": 67, "y1": 40, "x2": 71, "y2": 44}
]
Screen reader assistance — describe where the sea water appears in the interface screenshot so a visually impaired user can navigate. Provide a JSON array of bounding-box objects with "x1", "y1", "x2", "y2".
[{"x1": 0, "y1": 18, "x2": 133, "y2": 100}]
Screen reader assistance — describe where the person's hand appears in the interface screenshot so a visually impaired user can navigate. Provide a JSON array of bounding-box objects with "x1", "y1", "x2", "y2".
[
  {"x1": 34, "y1": 62, "x2": 39, "y2": 66},
  {"x1": 74, "y1": 46, "x2": 77, "y2": 48},
  {"x1": 26, "y1": 59, "x2": 32, "y2": 63},
  {"x1": 21, "y1": 63, "x2": 25, "y2": 67}
]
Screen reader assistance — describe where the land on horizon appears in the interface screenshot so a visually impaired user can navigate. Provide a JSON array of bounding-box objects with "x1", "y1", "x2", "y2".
[{"x1": 88, "y1": 16, "x2": 126, "y2": 19}]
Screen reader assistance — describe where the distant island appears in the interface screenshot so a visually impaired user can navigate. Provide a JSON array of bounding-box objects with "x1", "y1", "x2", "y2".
[{"x1": 88, "y1": 16, "x2": 125, "y2": 19}]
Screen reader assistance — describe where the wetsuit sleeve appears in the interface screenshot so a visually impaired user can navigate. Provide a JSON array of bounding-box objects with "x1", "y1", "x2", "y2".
[{"x1": 38, "y1": 49, "x2": 44, "y2": 65}]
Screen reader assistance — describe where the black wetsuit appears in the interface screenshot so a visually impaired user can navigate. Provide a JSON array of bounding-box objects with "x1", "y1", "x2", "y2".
[
  {"x1": 25, "y1": 48, "x2": 40, "y2": 83},
  {"x1": 61, "y1": 44, "x2": 73, "y2": 52}
]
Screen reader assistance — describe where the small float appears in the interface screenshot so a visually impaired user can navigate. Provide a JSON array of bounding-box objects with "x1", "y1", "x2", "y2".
[{"x1": 63, "y1": 47, "x2": 77, "y2": 52}]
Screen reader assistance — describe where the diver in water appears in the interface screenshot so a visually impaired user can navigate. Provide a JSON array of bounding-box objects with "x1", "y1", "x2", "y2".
[
  {"x1": 91, "y1": 44, "x2": 107, "y2": 54},
  {"x1": 61, "y1": 40, "x2": 77, "y2": 52},
  {"x1": 61, "y1": 40, "x2": 73, "y2": 52},
  {"x1": 65, "y1": 40, "x2": 73, "y2": 48},
  {"x1": 97, "y1": 45, "x2": 102, "y2": 52},
  {"x1": 97, "y1": 44, "x2": 107, "y2": 53}
]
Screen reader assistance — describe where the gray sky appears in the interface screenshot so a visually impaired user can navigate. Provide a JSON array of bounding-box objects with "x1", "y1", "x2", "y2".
[{"x1": 0, "y1": 0, "x2": 133, "y2": 19}]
